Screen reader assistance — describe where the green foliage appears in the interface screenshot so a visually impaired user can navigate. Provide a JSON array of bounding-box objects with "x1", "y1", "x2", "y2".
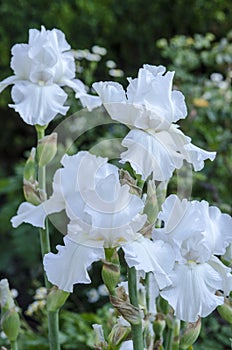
[{"x1": 158, "y1": 32, "x2": 232, "y2": 212}]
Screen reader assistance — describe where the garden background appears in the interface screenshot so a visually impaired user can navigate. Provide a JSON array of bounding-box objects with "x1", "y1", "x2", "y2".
[{"x1": 0, "y1": 1, "x2": 232, "y2": 348}]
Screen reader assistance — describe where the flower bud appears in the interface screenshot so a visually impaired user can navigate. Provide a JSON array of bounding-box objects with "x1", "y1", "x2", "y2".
[
  {"x1": 47, "y1": 286, "x2": 70, "y2": 312},
  {"x1": 1, "y1": 309, "x2": 20, "y2": 342},
  {"x1": 143, "y1": 180, "x2": 159, "y2": 224},
  {"x1": 23, "y1": 147, "x2": 36, "y2": 182},
  {"x1": 108, "y1": 321, "x2": 130, "y2": 346},
  {"x1": 0, "y1": 279, "x2": 20, "y2": 342},
  {"x1": 153, "y1": 314, "x2": 166, "y2": 341},
  {"x1": 180, "y1": 318, "x2": 201, "y2": 350},
  {"x1": 102, "y1": 249, "x2": 120, "y2": 295},
  {"x1": 92, "y1": 324, "x2": 108, "y2": 349},
  {"x1": 37, "y1": 132, "x2": 57, "y2": 167},
  {"x1": 23, "y1": 180, "x2": 42, "y2": 205},
  {"x1": 217, "y1": 297, "x2": 232, "y2": 325}
]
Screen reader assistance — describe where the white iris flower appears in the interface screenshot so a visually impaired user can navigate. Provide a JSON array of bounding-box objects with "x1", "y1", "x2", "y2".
[
  {"x1": 11, "y1": 151, "x2": 175, "y2": 292},
  {"x1": 93, "y1": 65, "x2": 216, "y2": 181},
  {"x1": 0, "y1": 26, "x2": 101, "y2": 125},
  {"x1": 153, "y1": 194, "x2": 232, "y2": 322}
]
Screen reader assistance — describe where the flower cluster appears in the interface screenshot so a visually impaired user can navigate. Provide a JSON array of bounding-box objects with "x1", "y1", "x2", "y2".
[{"x1": 8, "y1": 27, "x2": 232, "y2": 331}]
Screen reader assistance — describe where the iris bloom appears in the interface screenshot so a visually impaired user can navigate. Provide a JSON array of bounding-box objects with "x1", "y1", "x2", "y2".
[
  {"x1": 11, "y1": 151, "x2": 175, "y2": 292},
  {"x1": 93, "y1": 65, "x2": 216, "y2": 181},
  {"x1": 0, "y1": 26, "x2": 100, "y2": 125},
  {"x1": 153, "y1": 194, "x2": 232, "y2": 322}
]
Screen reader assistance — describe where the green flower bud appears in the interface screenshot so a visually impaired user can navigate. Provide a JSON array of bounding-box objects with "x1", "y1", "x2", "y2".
[
  {"x1": 1, "y1": 309, "x2": 20, "y2": 342},
  {"x1": 23, "y1": 147, "x2": 36, "y2": 182},
  {"x1": 143, "y1": 180, "x2": 159, "y2": 224},
  {"x1": 37, "y1": 132, "x2": 57, "y2": 167},
  {"x1": 153, "y1": 314, "x2": 166, "y2": 341},
  {"x1": 180, "y1": 318, "x2": 201, "y2": 350},
  {"x1": 108, "y1": 321, "x2": 130, "y2": 347},
  {"x1": 92, "y1": 324, "x2": 108, "y2": 349},
  {"x1": 23, "y1": 180, "x2": 42, "y2": 205},
  {"x1": 0, "y1": 279, "x2": 20, "y2": 342},
  {"x1": 47, "y1": 286, "x2": 70, "y2": 312},
  {"x1": 102, "y1": 249, "x2": 120, "y2": 295},
  {"x1": 217, "y1": 297, "x2": 232, "y2": 325}
]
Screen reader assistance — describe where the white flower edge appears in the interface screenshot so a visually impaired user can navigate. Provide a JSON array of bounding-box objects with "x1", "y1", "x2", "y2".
[
  {"x1": 122, "y1": 236, "x2": 175, "y2": 290},
  {"x1": 160, "y1": 257, "x2": 232, "y2": 322},
  {"x1": 43, "y1": 236, "x2": 105, "y2": 292}
]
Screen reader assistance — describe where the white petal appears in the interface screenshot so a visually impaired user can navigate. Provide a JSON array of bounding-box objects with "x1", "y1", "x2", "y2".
[
  {"x1": 183, "y1": 143, "x2": 216, "y2": 171},
  {"x1": 120, "y1": 129, "x2": 184, "y2": 180},
  {"x1": 11, "y1": 197, "x2": 64, "y2": 229},
  {"x1": 154, "y1": 195, "x2": 203, "y2": 242},
  {"x1": 11, "y1": 43, "x2": 32, "y2": 79},
  {"x1": 208, "y1": 256, "x2": 232, "y2": 295},
  {"x1": 43, "y1": 236, "x2": 104, "y2": 292},
  {"x1": 0, "y1": 76, "x2": 18, "y2": 93},
  {"x1": 208, "y1": 204, "x2": 232, "y2": 255},
  {"x1": 9, "y1": 82, "x2": 68, "y2": 125},
  {"x1": 93, "y1": 81, "x2": 126, "y2": 104},
  {"x1": 160, "y1": 261, "x2": 225, "y2": 322},
  {"x1": 119, "y1": 340, "x2": 133, "y2": 350},
  {"x1": 78, "y1": 94, "x2": 102, "y2": 111},
  {"x1": 123, "y1": 237, "x2": 175, "y2": 289}
]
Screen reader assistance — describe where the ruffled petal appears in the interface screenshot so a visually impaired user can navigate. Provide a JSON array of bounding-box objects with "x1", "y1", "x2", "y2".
[
  {"x1": 9, "y1": 81, "x2": 68, "y2": 125},
  {"x1": 43, "y1": 236, "x2": 104, "y2": 292},
  {"x1": 160, "y1": 261, "x2": 225, "y2": 322},
  {"x1": 208, "y1": 256, "x2": 232, "y2": 295},
  {"x1": 120, "y1": 129, "x2": 184, "y2": 181},
  {"x1": 10, "y1": 44, "x2": 32, "y2": 79},
  {"x1": 122, "y1": 237, "x2": 175, "y2": 289},
  {"x1": 11, "y1": 197, "x2": 65, "y2": 229},
  {"x1": 183, "y1": 143, "x2": 216, "y2": 171}
]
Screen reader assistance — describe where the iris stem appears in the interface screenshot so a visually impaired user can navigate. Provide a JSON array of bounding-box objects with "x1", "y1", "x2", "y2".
[
  {"x1": 127, "y1": 267, "x2": 144, "y2": 350},
  {"x1": 10, "y1": 340, "x2": 18, "y2": 350},
  {"x1": 36, "y1": 125, "x2": 60, "y2": 350}
]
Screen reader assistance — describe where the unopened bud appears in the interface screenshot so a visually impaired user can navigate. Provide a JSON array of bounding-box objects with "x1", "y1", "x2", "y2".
[
  {"x1": 47, "y1": 287, "x2": 69, "y2": 312},
  {"x1": 1, "y1": 309, "x2": 20, "y2": 342},
  {"x1": 217, "y1": 297, "x2": 232, "y2": 325},
  {"x1": 153, "y1": 314, "x2": 166, "y2": 341},
  {"x1": 23, "y1": 148, "x2": 36, "y2": 182},
  {"x1": 143, "y1": 180, "x2": 159, "y2": 224},
  {"x1": 37, "y1": 132, "x2": 57, "y2": 167},
  {"x1": 92, "y1": 324, "x2": 107, "y2": 349},
  {"x1": 102, "y1": 249, "x2": 120, "y2": 295},
  {"x1": 180, "y1": 318, "x2": 201, "y2": 350},
  {"x1": 23, "y1": 180, "x2": 42, "y2": 205},
  {"x1": 0, "y1": 279, "x2": 20, "y2": 342},
  {"x1": 108, "y1": 322, "x2": 130, "y2": 346},
  {"x1": 156, "y1": 181, "x2": 168, "y2": 210}
]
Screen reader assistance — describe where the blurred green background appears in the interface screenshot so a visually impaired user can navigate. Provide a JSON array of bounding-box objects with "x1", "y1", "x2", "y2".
[{"x1": 0, "y1": 1, "x2": 232, "y2": 348}]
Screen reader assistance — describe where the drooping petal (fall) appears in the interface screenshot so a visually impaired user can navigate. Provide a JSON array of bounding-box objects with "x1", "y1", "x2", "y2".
[
  {"x1": 9, "y1": 82, "x2": 68, "y2": 125},
  {"x1": 160, "y1": 261, "x2": 225, "y2": 322},
  {"x1": 43, "y1": 236, "x2": 104, "y2": 292}
]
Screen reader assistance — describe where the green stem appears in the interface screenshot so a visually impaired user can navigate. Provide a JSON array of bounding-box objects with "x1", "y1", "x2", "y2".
[
  {"x1": 36, "y1": 125, "x2": 60, "y2": 350},
  {"x1": 10, "y1": 340, "x2": 18, "y2": 350},
  {"x1": 165, "y1": 327, "x2": 173, "y2": 350},
  {"x1": 127, "y1": 267, "x2": 144, "y2": 350},
  {"x1": 48, "y1": 311, "x2": 60, "y2": 350}
]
